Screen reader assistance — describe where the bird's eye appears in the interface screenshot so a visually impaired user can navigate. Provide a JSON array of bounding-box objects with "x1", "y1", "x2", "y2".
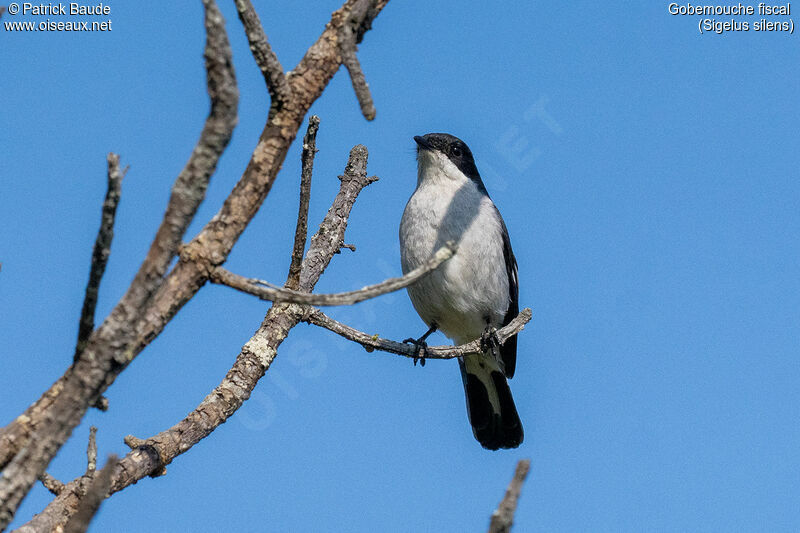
[{"x1": 451, "y1": 146, "x2": 462, "y2": 157}]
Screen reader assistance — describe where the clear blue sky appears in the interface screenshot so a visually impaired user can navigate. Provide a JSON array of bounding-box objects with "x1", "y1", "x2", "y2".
[{"x1": 2, "y1": 2, "x2": 799, "y2": 531}]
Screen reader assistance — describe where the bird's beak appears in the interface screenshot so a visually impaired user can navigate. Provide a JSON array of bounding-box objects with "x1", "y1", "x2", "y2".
[{"x1": 414, "y1": 135, "x2": 434, "y2": 151}]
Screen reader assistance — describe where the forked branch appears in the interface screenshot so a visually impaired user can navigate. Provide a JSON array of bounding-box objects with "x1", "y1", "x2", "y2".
[
  {"x1": 62, "y1": 455, "x2": 118, "y2": 533},
  {"x1": 17, "y1": 144, "x2": 378, "y2": 532}
]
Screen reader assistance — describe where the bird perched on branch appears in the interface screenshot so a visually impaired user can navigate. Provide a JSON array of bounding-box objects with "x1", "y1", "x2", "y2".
[{"x1": 399, "y1": 133, "x2": 523, "y2": 450}]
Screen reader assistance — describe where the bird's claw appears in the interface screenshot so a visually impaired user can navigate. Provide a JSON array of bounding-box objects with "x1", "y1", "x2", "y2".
[
  {"x1": 480, "y1": 326, "x2": 501, "y2": 357},
  {"x1": 402, "y1": 337, "x2": 429, "y2": 367}
]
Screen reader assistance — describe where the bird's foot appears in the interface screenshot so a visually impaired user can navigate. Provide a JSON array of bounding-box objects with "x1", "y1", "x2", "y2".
[
  {"x1": 480, "y1": 326, "x2": 501, "y2": 358},
  {"x1": 402, "y1": 337, "x2": 429, "y2": 367}
]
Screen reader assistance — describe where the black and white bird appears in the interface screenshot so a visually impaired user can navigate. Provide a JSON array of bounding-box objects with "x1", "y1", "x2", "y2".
[{"x1": 399, "y1": 133, "x2": 523, "y2": 450}]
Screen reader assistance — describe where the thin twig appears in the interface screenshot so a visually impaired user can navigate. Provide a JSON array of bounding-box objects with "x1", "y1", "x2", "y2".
[
  {"x1": 74, "y1": 154, "x2": 125, "y2": 360},
  {"x1": 488, "y1": 459, "x2": 531, "y2": 533},
  {"x1": 62, "y1": 455, "x2": 118, "y2": 533},
  {"x1": 211, "y1": 242, "x2": 454, "y2": 306},
  {"x1": 286, "y1": 116, "x2": 320, "y2": 289},
  {"x1": 340, "y1": 38, "x2": 376, "y2": 120},
  {"x1": 233, "y1": 0, "x2": 292, "y2": 105},
  {"x1": 307, "y1": 308, "x2": 532, "y2": 359},
  {"x1": 339, "y1": 6, "x2": 376, "y2": 120},
  {"x1": 86, "y1": 426, "x2": 98, "y2": 475},
  {"x1": 38, "y1": 472, "x2": 65, "y2": 496}
]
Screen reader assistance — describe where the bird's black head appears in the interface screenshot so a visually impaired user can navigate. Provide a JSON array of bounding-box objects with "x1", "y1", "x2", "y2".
[{"x1": 414, "y1": 133, "x2": 481, "y2": 183}]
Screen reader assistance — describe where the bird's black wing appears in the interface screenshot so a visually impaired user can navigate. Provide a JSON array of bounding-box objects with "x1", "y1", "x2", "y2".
[{"x1": 496, "y1": 210, "x2": 519, "y2": 379}]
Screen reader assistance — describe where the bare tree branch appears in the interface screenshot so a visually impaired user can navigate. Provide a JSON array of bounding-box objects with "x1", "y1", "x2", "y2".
[
  {"x1": 233, "y1": 0, "x2": 292, "y2": 106},
  {"x1": 330, "y1": 0, "x2": 384, "y2": 120},
  {"x1": 38, "y1": 472, "x2": 65, "y2": 497},
  {"x1": 307, "y1": 308, "x2": 532, "y2": 359},
  {"x1": 111, "y1": 147, "x2": 376, "y2": 493},
  {"x1": 3, "y1": 2, "x2": 536, "y2": 531},
  {"x1": 211, "y1": 242, "x2": 454, "y2": 306},
  {"x1": 120, "y1": 0, "x2": 390, "y2": 363},
  {"x1": 339, "y1": 24, "x2": 376, "y2": 120},
  {"x1": 85, "y1": 426, "x2": 98, "y2": 475},
  {"x1": 74, "y1": 154, "x2": 126, "y2": 360},
  {"x1": 286, "y1": 116, "x2": 320, "y2": 289},
  {"x1": 62, "y1": 455, "x2": 118, "y2": 533},
  {"x1": 488, "y1": 459, "x2": 531, "y2": 533},
  {"x1": 0, "y1": 0, "x2": 238, "y2": 525},
  {"x1": 20, "y1": 477, "x2": 88, "y2": 533},
  {"x1": 17, "y1": 145, "x2": 377, "y2": 532},
  {"x1": 0, "y1": 0, "x2": 390, "y2": 526},
  {"x1": 299, "y1": 145, "x2": 376, "y2": 289},
  {"x1": 115, "y1": 0, "x2": 238, "y2": 320},
  {"x1": 23, "y1": 429, "x2": 104, "y2": 532}
]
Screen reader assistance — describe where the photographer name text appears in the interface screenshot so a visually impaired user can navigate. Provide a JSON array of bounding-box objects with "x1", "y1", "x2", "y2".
[
  {"x1": 3, "y1": 2, "x2": 113, "y2": 32},
  {"x1": 16, "y1": 2, "x2": 110, "y2": 16}
]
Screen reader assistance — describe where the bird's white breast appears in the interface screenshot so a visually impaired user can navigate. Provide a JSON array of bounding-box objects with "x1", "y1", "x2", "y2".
[{"x1": 399, "y1": 151, "x2": 509, "y2": 344}]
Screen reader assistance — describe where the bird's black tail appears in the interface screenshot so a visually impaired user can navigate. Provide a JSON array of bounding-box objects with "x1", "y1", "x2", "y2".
[{"x1": 459, "y1": 353, "x2": 523, "y2": 450}]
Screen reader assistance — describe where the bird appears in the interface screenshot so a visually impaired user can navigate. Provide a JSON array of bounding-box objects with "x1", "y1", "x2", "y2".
[{"x1": 399, "y1": 132, "x2": 523, "y2": 450}]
